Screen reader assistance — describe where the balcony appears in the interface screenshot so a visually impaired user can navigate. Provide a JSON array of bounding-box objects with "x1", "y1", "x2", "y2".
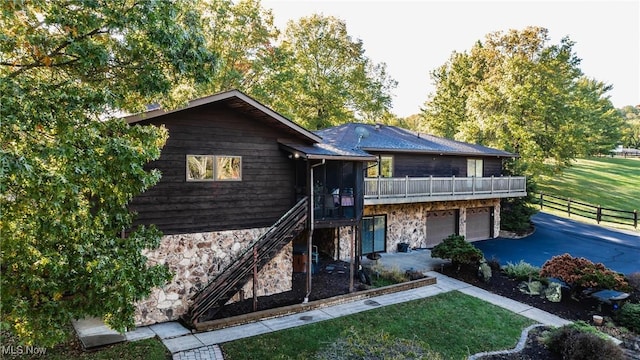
[{"x1": 364, "y1": 176, "x2": 527, "y2": 205}]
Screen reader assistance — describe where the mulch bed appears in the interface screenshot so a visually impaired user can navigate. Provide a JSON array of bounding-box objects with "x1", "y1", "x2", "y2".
[
  {"x1": 439, "y1": 264, "x2": 624, "y2": 322},
  {"x1": 207, "y1": 257, "x2": 353, "y2": 320},
  {"x1": 439, "y1": 263, "x2": 640, "y2": 359}
]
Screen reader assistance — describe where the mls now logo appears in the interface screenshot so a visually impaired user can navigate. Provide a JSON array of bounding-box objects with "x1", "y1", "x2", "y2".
[{"x1": 1, "y1": 345, "x2": 47, "y2": 356}]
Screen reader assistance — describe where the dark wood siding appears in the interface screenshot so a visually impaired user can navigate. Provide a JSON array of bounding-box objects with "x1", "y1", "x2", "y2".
[
  {"x1": 482, "y1": 158, "x2": 503, "y2": 177},
  {"x1": 130, "y1": 102, "x2": 298, "y2": 234},
  {"x1": 379, "y1": 153, "x2": 504, "y2": 177}
]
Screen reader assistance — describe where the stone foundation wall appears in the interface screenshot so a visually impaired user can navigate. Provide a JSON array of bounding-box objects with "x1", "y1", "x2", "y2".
[
  {"x1": 135, "y1": 228, "x2": 293, "y2": 326},
  {"x1": 365, "y1": 203, "x2": 428, "y2": 251},
  {"x1": 337, "y1": 226, "x2": 355, "y2": 262},
  {"x1": 364, "y1": 199, "x2": 501, "y2": 252}
]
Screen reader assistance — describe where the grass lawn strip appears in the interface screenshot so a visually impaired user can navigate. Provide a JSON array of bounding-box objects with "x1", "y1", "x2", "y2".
[
  {"x1": 538, "y1": 157, "x2": 639, "y2": 212},
  {"x1": 537, "y1": 157, "x2": 639, "y2": 231},
  {"x1": 221, "y1": 291, "x2": 536, "y2": 360}
]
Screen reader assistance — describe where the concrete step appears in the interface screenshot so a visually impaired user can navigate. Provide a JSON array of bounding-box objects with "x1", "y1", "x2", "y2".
[{"x1": 71, "y1": 317, "x2": 125, "y2": 349}]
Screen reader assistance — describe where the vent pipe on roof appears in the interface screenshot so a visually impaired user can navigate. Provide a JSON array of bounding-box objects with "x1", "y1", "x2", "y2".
[{"x1": 374, "y1": 123, "x2": 381, "y2": 130}]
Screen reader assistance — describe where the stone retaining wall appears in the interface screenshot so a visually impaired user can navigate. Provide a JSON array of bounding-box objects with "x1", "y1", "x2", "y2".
[{"x1": 135, "y1": 228, "x2": 293, "y2": 326}]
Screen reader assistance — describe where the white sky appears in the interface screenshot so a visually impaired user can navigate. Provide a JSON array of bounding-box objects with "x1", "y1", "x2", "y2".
[{"x1": 262, "y1": 0, "x2": 639, "y2": 117}]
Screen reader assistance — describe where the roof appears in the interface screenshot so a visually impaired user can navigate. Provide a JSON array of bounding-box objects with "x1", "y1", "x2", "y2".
[
  {"x1": 123, "y1": 89, "x2": 321, "y2": 144},
  {"x1": 279, "y1": 141, "x2": 377, "y2": 161},
  {"x1": 315, "y1": 123, "x2": 517, "y2": 157}
]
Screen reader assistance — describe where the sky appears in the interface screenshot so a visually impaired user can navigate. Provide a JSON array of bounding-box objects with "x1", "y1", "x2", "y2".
[{"x1": 262, "y1": 0, "x2": 639, "y2": 118}]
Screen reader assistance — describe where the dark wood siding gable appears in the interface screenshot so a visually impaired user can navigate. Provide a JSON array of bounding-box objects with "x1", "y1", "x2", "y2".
[
  {"x1": 130, "y1": 102, "x2": 298, "y2": 235},
  {"x1": 384, "y1": 154, "x2": 504, "y2": 177}
]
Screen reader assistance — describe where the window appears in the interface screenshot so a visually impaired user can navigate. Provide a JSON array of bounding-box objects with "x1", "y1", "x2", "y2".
[
  {"x1": 467, "y1": 159, "x2": 483, "y2": 177},
  {"x1": 216, "y1": 156, "x2": 242, "y2": 180},
  {"x1": 366, "y1": 155, "x2": 393, "y2": 178},
  {"x1": 187, "y1": 155, "x2": 213, "y2": 180},
  {"x1": 361, "y1": 215, "x2": 386, "y2": 255},
  {"x1": 187, "y1": 155, "x2": 242, "y2": 181}
]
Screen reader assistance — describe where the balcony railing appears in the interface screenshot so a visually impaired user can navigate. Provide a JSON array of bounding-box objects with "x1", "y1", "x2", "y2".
[{"x1": 364, "y1": 176, "x2": 527, "y2": 202}]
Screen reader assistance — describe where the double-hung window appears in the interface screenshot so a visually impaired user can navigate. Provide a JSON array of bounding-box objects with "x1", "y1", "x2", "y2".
[
  {"x1": 187, "y1": 155, "x2": 242, "y2": 181},
  {"x1": 467, "y1": 159, "x2": 483, "y2": 177}
]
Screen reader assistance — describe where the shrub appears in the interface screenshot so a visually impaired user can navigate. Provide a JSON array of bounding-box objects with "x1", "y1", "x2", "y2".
[
  {"x1": 487, "y1": 256, "x2": 501, "y2": 271},
  {"x1": 562, "y1": 331, "x2": 625, "y2": 360},
  {"x1": 545, "y1": 322, "x2": 625, "y2": 360},
  {"x1": 627, "y1": 272, "x2": 640, "y2": 292},
  {"x1": 503, "y1": 260, "x2": 542, "y2": 281},
  {"x1": 478, "y1": 259, "x2": 492, "y2": 282},
  {"x1": 500, "y1": 180, "x2": 538, "y2": 234},
  {"x1": 614, "y1": 302, "x2": 640, "y2": 333},
  {"x1": 539, "y1": 253, "x2": 630, "y2": 292},
  {"x1": 367, "y1": 264, "x2": 409, "y2": 288},
  {"x1": 431, "y1": 235, "x2": 483, "y2": 267}
]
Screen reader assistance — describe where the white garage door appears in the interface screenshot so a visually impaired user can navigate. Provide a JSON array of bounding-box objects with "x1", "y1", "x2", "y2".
[
  {"x1": 426, "y1": 210, "x2": 457, "y2": 247},
  {"x1": 466, "y1": 207, "x2": 492, "y2": 241}
]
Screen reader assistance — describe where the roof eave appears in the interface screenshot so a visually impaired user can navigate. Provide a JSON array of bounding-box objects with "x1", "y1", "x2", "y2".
[
  {"x1": 361, "y1": 147, "x2": 517, "y2": 158},
  {"x1": 279, "y1": 143, "x2": 376, "y2": 162},
  {"x1": 306, "y1": 154, "x2": 377, "y2": 161}
]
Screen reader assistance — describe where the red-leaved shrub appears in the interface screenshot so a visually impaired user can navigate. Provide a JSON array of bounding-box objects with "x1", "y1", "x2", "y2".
[{"x1": 539, "y1": 253, "x2": 630, "y2": 292}]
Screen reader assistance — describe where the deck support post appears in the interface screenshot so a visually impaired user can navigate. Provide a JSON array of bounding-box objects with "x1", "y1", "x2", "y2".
[
  {"x1": 349, "y1": 225, "x2": 355, "y2": 293},
  {"x1": 253, "y1": 246, "x2": 258, "y2": 312}
]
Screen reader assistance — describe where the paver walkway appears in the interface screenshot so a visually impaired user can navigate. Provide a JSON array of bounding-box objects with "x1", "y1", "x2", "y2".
[{"x1": 125, "y1": 271, "x2": 571, "y2": 360}]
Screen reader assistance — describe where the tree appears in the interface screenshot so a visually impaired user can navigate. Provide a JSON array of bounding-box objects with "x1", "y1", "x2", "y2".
[
  {"x1": 619, "y1": 105, "x2": 640, "y2": 149},
  {"x1": 198, "y1": 0, "x2": 279, "y2": 94},
  {"x1": 1, "y1": 1, "x2": 216, "y2": 345},
  {"x1": 569, "y1": 78, "x2": 624, "y2": 156},
  {"x1": 253, "y1": 14, "x2": 397, "y2": 129},
  {"x1": 422, "y1": 27, "x2": 623, "y2": 177}
]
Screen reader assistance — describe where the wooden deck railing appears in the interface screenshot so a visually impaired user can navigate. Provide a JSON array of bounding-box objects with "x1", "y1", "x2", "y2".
[{"x1": 364, "y1": 176, "x2": 527, "y2": 200}]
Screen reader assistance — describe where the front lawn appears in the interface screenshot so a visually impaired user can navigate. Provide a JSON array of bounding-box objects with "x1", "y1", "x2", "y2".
[
  {"x1": 221, "y1": 291, "x2": 535, "y2": 359},
  {"x1": 0, "y1": 331, "x2": 170, "y2": 360}
]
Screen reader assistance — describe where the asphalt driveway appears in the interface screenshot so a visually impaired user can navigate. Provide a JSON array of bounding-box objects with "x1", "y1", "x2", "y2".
[{"x1": 474, "y1": 212, "x2": 640, "y2": 275}]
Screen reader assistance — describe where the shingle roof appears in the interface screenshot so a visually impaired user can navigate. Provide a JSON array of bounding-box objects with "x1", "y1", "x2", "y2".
[
  {"x1": 315, "y1": 123, "x2": 517, "y2": 157},
  {"x1": 279, "y1": 141, "x2": 377, "y2": 161}
]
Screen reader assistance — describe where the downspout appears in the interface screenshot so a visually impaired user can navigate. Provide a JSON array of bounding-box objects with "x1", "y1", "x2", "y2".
[{"x1": 304, "y1": 159, "x2": 325, "y2": 303}]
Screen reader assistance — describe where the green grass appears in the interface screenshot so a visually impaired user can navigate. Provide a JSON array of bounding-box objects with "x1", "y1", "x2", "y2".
[
  {"x1": 0, "y1": 335, "x2": 170, "y2": 360},
  {"x1": 537, "y1": 157, "x2": 639, "y2": 211},
  {"x1": 536, "y1": 157, "x2": 639, "y2": 231},
  {"x1": 221, "y1": 291, "x2": 535, "y2": 360}
]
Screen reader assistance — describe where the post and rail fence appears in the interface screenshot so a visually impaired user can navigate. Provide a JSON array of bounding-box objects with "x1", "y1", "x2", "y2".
[{"x1": 536, "y1": 192, "x2": 638, "y2": 229}]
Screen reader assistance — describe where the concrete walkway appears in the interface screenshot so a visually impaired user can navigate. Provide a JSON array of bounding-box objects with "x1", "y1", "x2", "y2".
[{"x1": 125, "y1": 270, "x2": 571, "y2": 360}]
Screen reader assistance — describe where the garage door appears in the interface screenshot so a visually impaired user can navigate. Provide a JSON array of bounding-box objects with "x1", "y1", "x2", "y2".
[
  {"x1": 426, "y1": 210, "x2": 457, "y2": 247},
  {"x1": 466, "y1": 207, "x2": 492, "y2": 241}
]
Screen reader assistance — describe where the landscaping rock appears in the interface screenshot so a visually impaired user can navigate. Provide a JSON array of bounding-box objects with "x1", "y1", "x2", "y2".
[
  {"x1": 544, "y1": 282, "x2": 562, "y2": 302},
  {"x1": 518, "y1": 281, "x2": 543, "y2": 296}
]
